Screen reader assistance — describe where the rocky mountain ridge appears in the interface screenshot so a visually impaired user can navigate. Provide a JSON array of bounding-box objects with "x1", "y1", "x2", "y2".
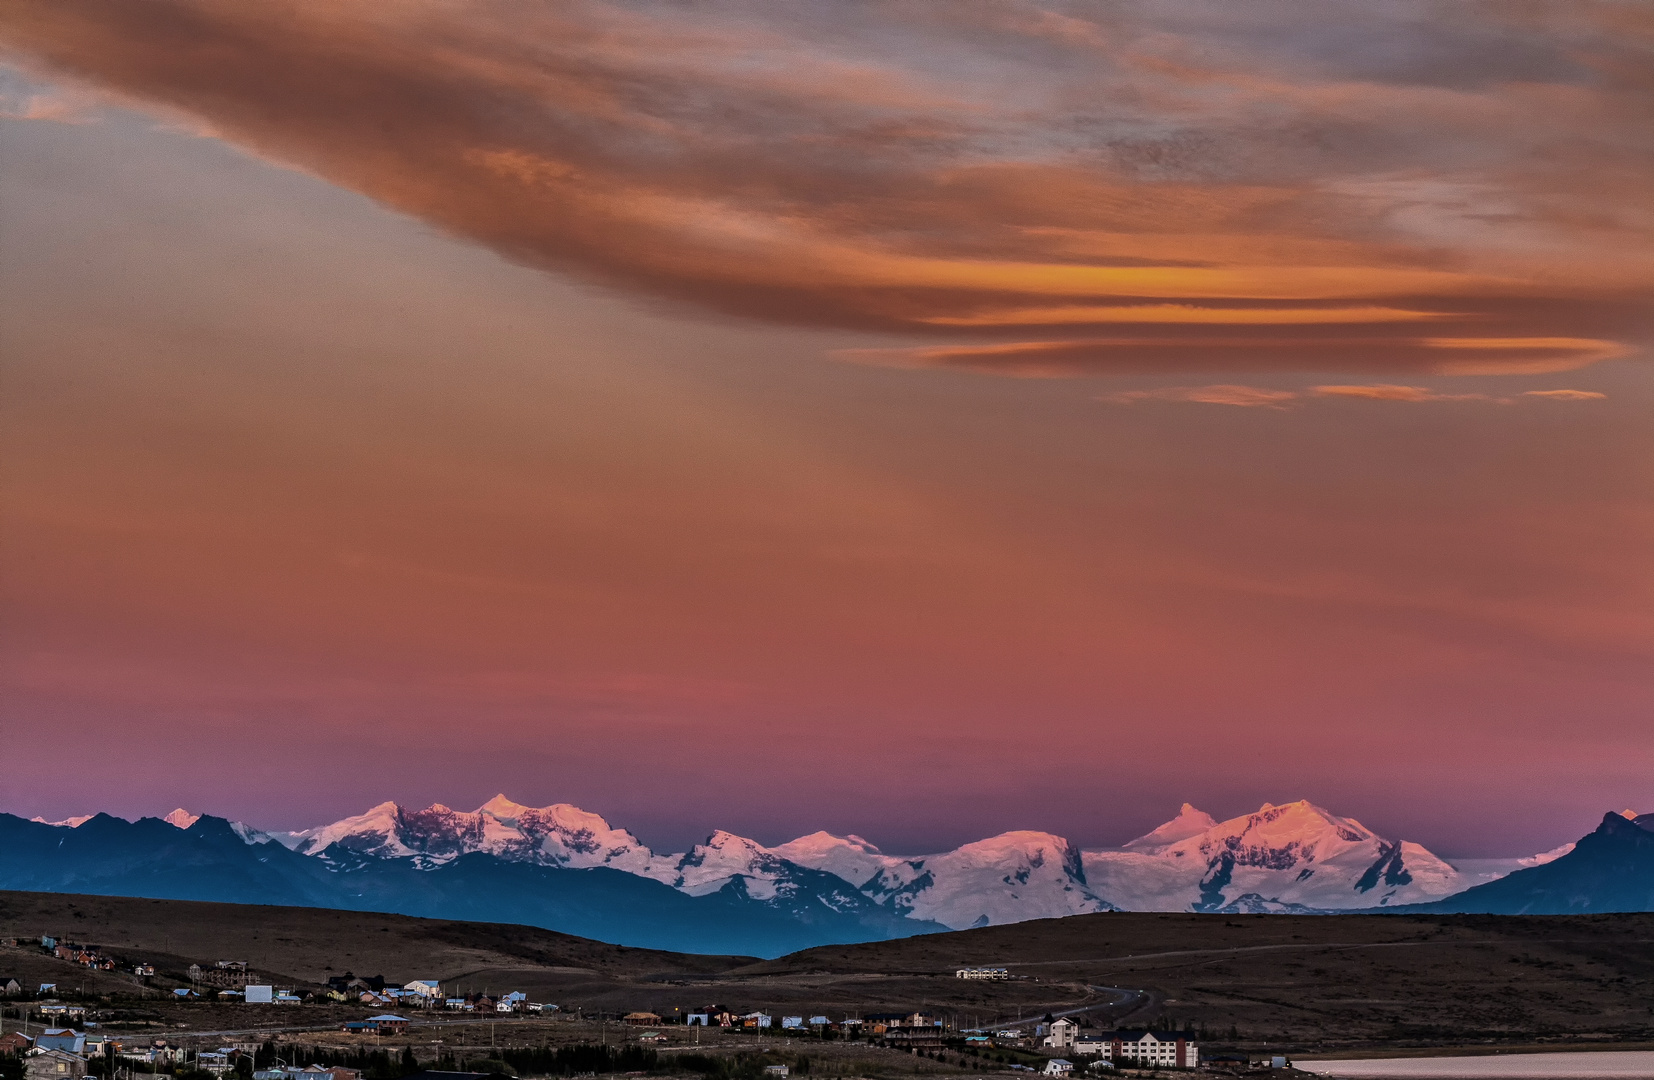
[{"x1": 154, "y1": 795, "x2": 1572, "y2": 923}]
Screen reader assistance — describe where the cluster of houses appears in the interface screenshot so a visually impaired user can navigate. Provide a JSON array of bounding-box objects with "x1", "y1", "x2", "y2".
[
  {"x1": 310, "y1": 976, "x2": 550, "y2": 1014},
  {"x1": 0, "y1": 1030, "x2": 266, "y2": 1080},
  {"x1": 0, "y1": 937, "x2": 134, "y2": 980},
  {"x1": 1, "y1": 936, "x2": 157, "y2": 991}
]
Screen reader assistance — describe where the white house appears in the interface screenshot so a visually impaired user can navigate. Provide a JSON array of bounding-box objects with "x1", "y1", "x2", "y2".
[
  {"x1": 1043, "y1": 1060, "x2": 1073, "y2": 1076},
  {"x1": 403, "y1": 981, "x2": 441, "y2": 1005},
  {"x1": 1042, "y1": 1019, "x2": 1078, "y2": 1050},
  {"x1": 956, "y1": 967, "x2": 1011, "y2": 980}
]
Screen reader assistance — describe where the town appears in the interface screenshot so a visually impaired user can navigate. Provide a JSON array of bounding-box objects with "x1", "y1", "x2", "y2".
[{"x1": 1, "y1": 934, "x2": 1244, "y2": 1080}]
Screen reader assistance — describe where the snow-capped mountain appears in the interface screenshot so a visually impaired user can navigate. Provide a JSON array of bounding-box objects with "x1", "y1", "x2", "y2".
[
  {"x1": 24, "y1": 795, "x2": 1576, "y2": 934},
  {"x1": 264, "y1": 795, "x2": 1574, "y2": 919},
  {"x1": 858, "y1": 831, "x2": 1114, "y2": 929},
  {"x1": 1120, "y1": 803, "x2": 1218, "y2": 855},
  {"x1": 268, "y1": 796, "x2": 1114, "y2": 930},
  {"x1": 163, "y1": 808, "x2": 200, "y2": 829},
  {"x1": 767, "y1": 829, "x2": 1115, "y2": 929},
  {"x1": 1086, "y1": 800, "x2": 1476, "y2": 912},
  {"x1": 279, "y1": 795, "x2": 678, "y2": 879}
]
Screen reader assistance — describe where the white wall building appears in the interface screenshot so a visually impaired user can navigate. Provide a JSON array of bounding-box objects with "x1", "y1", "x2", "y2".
[
  {"x1": 955, "y1": 967, "x2": 1010, "y2": 980},
  {"x1": 1075, "y1": 1033, "x2": 1197, "y2": 1069},
  {"x1": 1042, "y1": 1018, "x2": 1078, "y2": 1050}
]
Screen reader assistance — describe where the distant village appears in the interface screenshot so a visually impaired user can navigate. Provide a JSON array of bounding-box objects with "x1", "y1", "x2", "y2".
[{"x1": 1, "y1": 939, "x2": 1247, "y2": 1080}]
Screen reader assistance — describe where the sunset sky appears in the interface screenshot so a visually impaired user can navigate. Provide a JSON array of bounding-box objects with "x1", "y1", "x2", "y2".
[{"x1": 1, "y1": 1, "x2": 1650, "y2": 858}]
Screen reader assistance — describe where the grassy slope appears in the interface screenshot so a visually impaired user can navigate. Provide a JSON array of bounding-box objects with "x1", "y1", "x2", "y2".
[{"x1": 5, "y1": 893, "x2": 1654, "y2": 1054}]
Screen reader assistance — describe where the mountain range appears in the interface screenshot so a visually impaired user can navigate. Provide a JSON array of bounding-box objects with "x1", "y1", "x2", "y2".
[{"x1": 7, "y1": 797, "x2": 1646, "y2": 956}]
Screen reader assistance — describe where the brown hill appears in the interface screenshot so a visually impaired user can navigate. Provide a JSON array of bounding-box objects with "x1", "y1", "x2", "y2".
[{"x1": 5, "y1": 892, "x2": 1654, "y2": 1054}]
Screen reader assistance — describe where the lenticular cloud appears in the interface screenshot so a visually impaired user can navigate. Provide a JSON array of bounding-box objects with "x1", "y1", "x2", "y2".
[{"x1": 3, "y1": 0, "x2": 1649, "y2": 375}]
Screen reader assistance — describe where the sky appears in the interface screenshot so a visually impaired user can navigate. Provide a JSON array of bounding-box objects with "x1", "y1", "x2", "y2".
[{"x1": 1, "y1": 1, "x2": 1650, "y2": 858}]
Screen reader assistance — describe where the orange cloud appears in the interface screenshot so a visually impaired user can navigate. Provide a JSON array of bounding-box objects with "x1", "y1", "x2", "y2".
[
  {"x1": 1099, "y1": 385, "x2": 1300, "y2": 408},
  {"x1": 1097, "y1": 384, "x2": 1610, "y2": 408},
  {"x1": 1311, "y1": 385, "x2": 1491, "y2": 402},
  {"x1": 1521, "y1": 389, "x2": 1608, "y2": 400},
  {"x1": 1, "y1": 0, "x2": 1648, "y2": 375}
]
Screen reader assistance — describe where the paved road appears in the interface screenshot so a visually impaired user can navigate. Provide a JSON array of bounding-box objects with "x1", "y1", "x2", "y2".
[
  {"x1": 994, "y1": 983, "x2": 1152, "y2": 1030},
  {"x1": 167, "y1": 1015, "x2": 545, "y2": 1039}
]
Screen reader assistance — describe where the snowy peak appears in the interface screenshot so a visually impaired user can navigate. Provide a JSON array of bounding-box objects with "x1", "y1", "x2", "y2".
[
  {"x1": 1086, "y1": 798, "x2": 1467, "y2": 913},
  {"x1": 1124, "y1": 803, "x2": 1219, "y2": 854},
  {"x1": 281, "y1": 796, "x2": 676, "y2": 878},
  {"x1": 30, "y1": 814, "x2": 93, "y2": 828},
  {"x1": 672, "y1": 830, "x2": 795, "y2": 897},
  {"x1": 244, "y1": 794, "x2": 1554, "y2": 927},
  {"x1": 163, "y1": 809, "x2": 200, "y2": 829},
  {"x1": 479, "y1": 794, "x2": 532, "y2": 819},
  {"x1": 854, "y1": 830, "x2": 1112, "y2": 930},
  {"x1": 1163, "y1": 799, "x2": 1378, "y2": 865},
  {"x1": 771, "y1": 832, "x2": 891, "y2": 889}
]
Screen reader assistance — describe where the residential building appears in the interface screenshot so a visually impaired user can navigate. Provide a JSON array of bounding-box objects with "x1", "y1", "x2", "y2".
[
  {"x1": 636, "y1": 1032, "x2": 664, "y2": 1044},
  {"x1": 866, "y1": 1011, "x2": 941, "y2": 1031},
  {"x1": 1042, "y1": 1019, "x2": 1078, "y2": 1050},
  {"x1": 763, "y1": 1068, "x2": 788, "y2": 1078},
  {"x1": 1082, "y1": 1032, "x2": 1197, "y2": 1069},
  {"x1": 344, "y1": 1015, "x2": 411, "y2": 1035},
  {"x1": 0, "y1": 978, "x2": 23, "y2": 996},
  {"x1": 955, "y1": 967, "x2": 1010, "y2": 980},
  {"x1": 1043, "y1": 1060, "x2": 1073, "y2": 1076},
  {"x1": 403, "y1": 981, "x2": 441, "y2": 1004},
  {"x1": 0, "y1": 1033, "x2": 33, "y2": 1053},
  {"x1": 35, "y1": 1031, "x2": 86, "y2": 1055},
  {"x1": 624, "y1": 1012, "x2": 663, "y2": 1027},
  {"x1": 884, "y1": 1030, "x2": 945, "y2": 1048},
  {"x1": 255, "y1": 1066, "x2": 360, "y2": 1080},
  {"x1": 24, "y1": 1049, "x2": 86, "y2": 1080}
]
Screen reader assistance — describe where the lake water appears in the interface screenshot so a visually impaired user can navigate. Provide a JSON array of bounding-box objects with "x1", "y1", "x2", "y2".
[{"x1": 1300, "y1": 1051, "x2": 1654, "y2": 1078}]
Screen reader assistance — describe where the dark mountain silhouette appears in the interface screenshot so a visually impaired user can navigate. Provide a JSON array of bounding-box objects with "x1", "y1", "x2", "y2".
[
  {"x1": 0, "y1": 813, "x2": 939, "y2": 957},
  {"x1": 1395, "y1": 812, "x2": 1654, "y2": 915}
]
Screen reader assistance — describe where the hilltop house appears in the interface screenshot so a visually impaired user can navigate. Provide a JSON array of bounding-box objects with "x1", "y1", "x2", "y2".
[{"x1": 0, "y1": 1032, "x2": 33, "y2": 1053}]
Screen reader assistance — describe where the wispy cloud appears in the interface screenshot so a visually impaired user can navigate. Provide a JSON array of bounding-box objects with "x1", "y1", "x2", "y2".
[
  {"x1": 1099, "y1": 385, "x2": 1302, "y2": 409},
  {"x1": 1311, "y1": 384, "x2": 1492, "y2": 402},
  {"x1": 1521, "y1": 389, "x2": 1608, "y2": 401},
  {"x1": 1099, "y1": 384, "x2": 1608, "y2": 408},
  {"x1": 1, "y1": 1, "x2": 1648, "y2": 374}
]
